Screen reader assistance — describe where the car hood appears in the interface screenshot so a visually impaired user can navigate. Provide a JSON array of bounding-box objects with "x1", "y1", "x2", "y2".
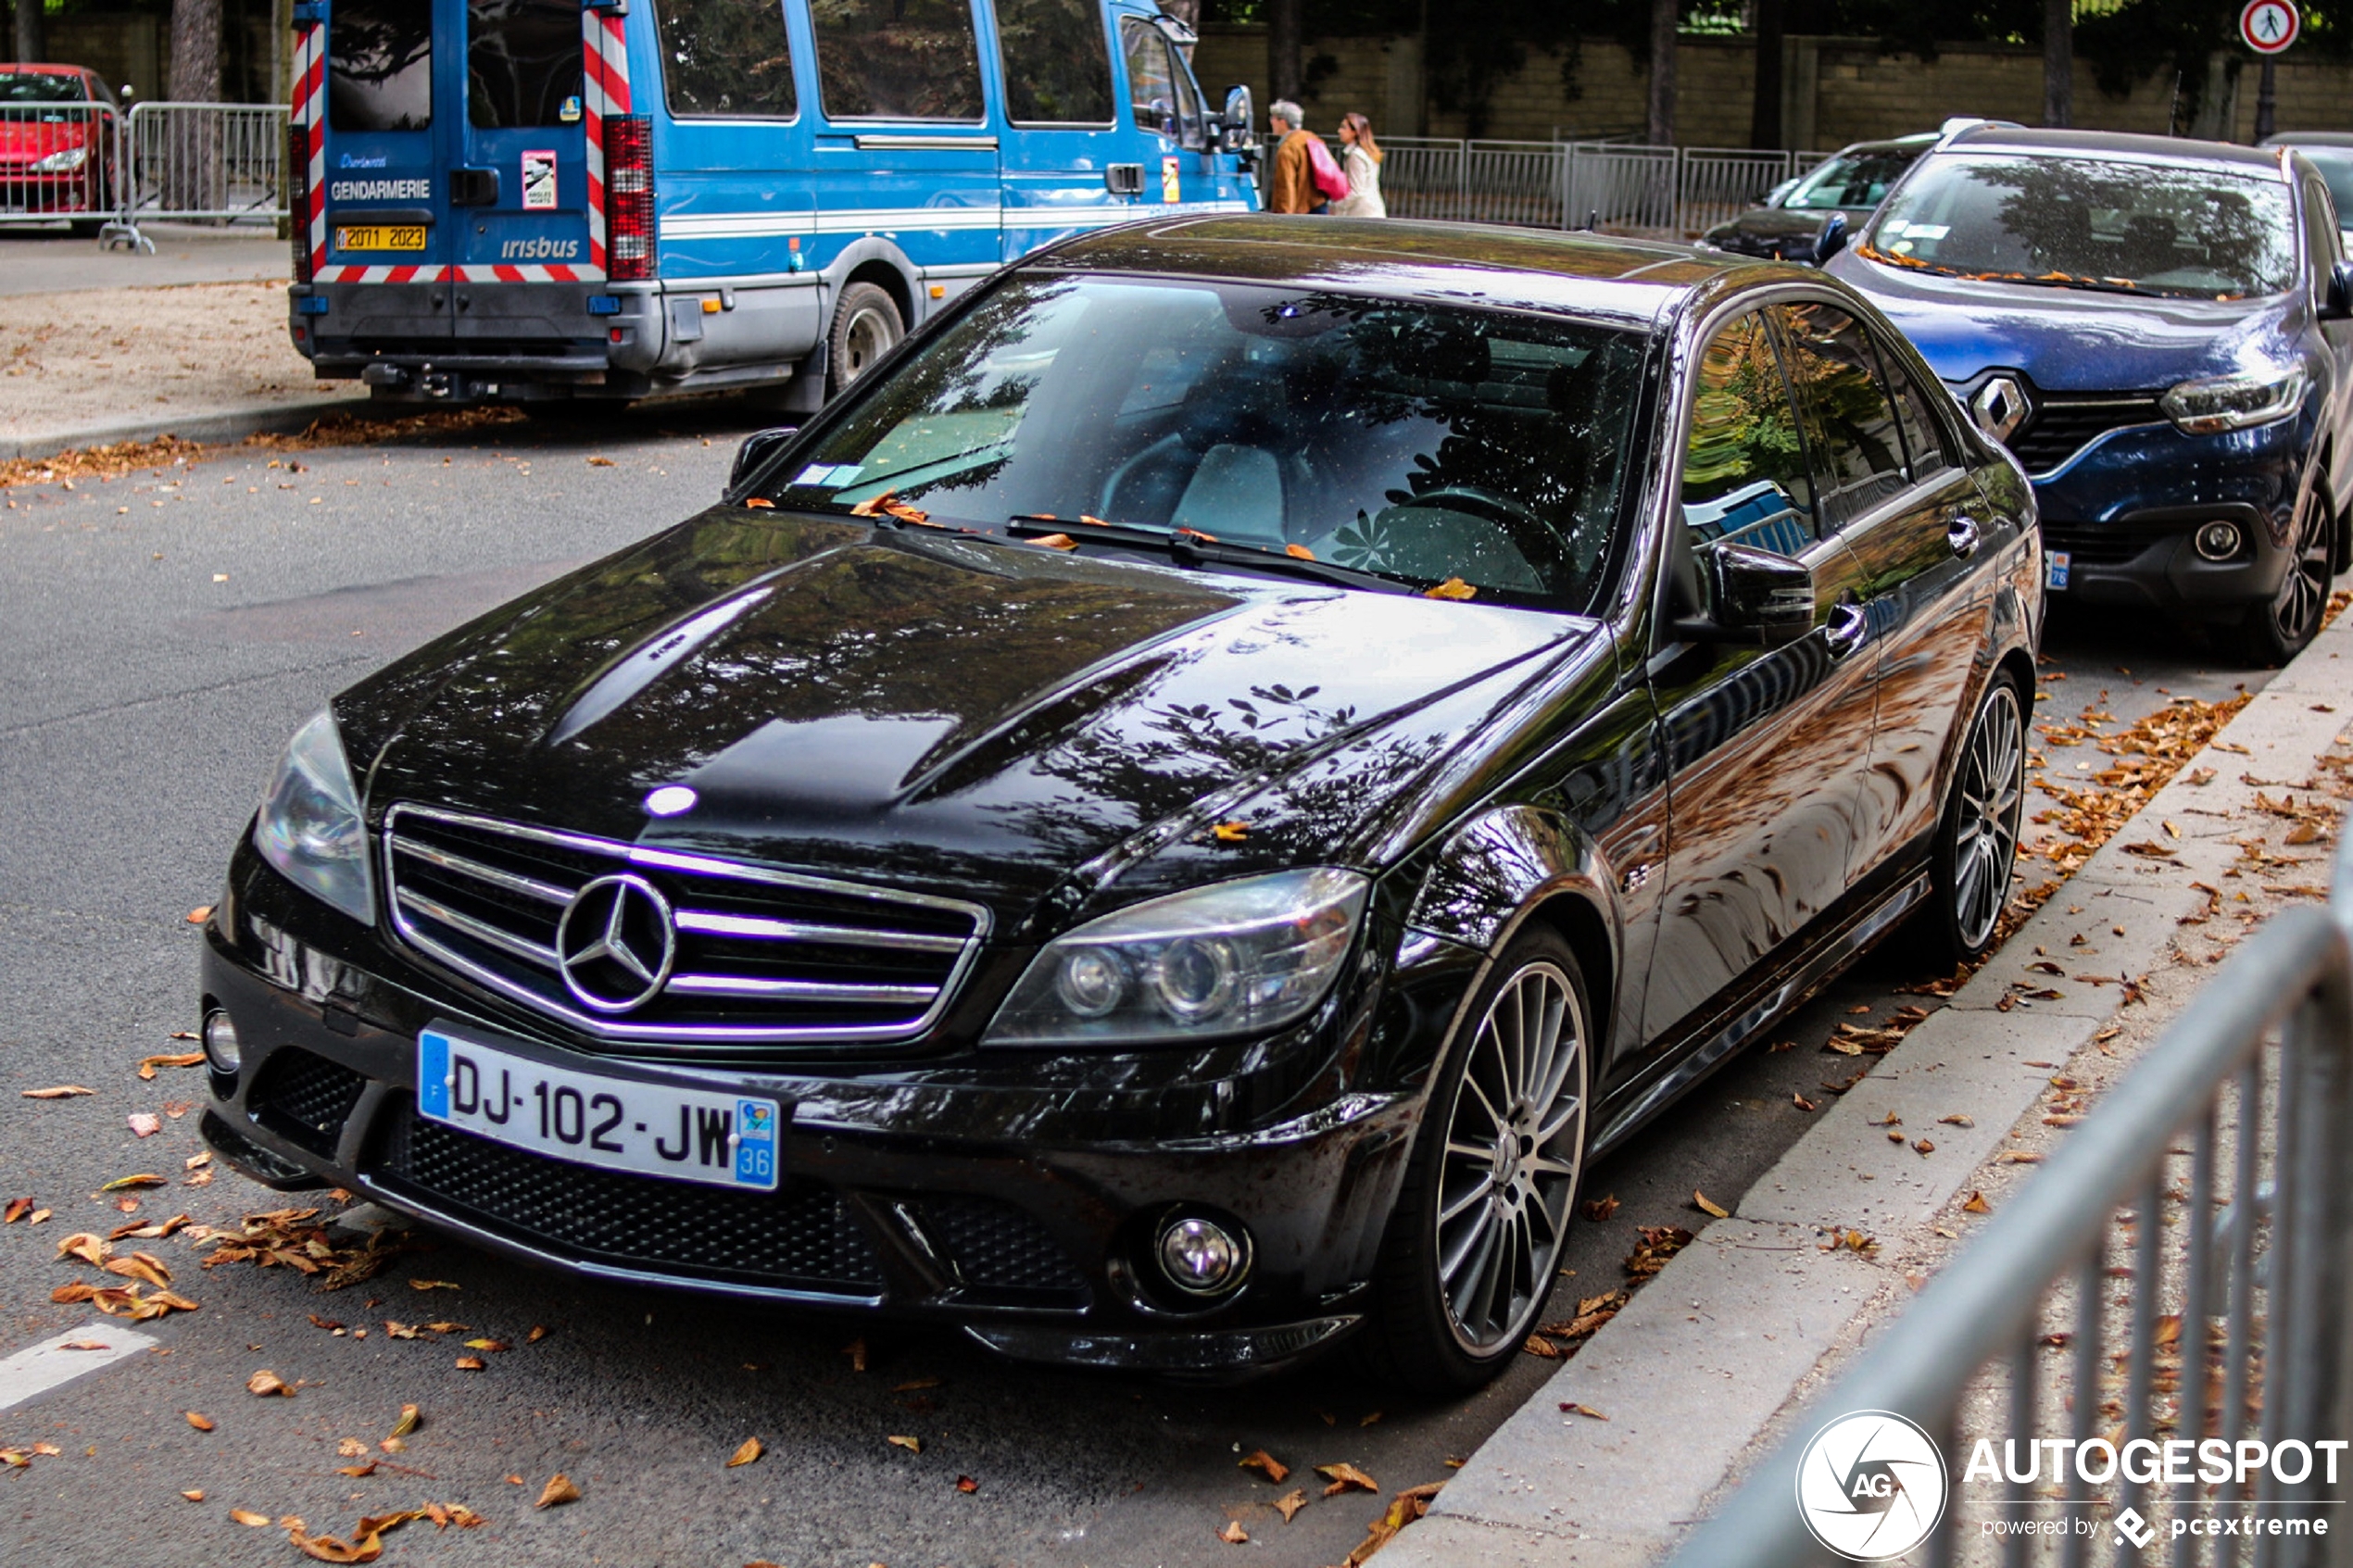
[
  {"x1": 0, "y1": 118, "x2": 91, "y2": 157},
  {"x1": 1826, "y1": 249, "x2": 2299, "y2": 392},
  {"x1": 1705, "y1": 206, "x2": 1843, "y2": 246},
  {"x1": 348, "y1": 508, "x2": 1590, "y2": 927}
]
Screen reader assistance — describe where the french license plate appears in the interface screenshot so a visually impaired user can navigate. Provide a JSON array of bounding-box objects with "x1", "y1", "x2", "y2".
[
  {"x1": 417, "y1": 1027, "x2": 780, "y2": 1191},
  {"x1": 2045, "y1": 550, "x2": 2071, "y2": 591},
  {"x1": 335, "y1": 224, "x2": 426, "y2": 252}
]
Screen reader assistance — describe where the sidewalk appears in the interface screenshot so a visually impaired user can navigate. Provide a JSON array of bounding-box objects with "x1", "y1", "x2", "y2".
[{"x1": 1381, "y1": 611, "x2": 2353, "y2": 1567}]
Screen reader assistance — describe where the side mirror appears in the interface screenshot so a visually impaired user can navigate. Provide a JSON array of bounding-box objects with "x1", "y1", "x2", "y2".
[
  {"x1": 1675, "y1": 544, "x2": 1815, "y2": 647},
  {"x1": 2323, "y1": 258, "x2": 2353, "y2": 320},
  {"x1": 1221, "y1": 84, "x2": 1254, "y2": 154},
  {"x1": 727, "y1": 426, "x2": 799, "y2": 495},
  {"x1": 1810, "y1": 211, "x2": 1849, "y2": 266}
]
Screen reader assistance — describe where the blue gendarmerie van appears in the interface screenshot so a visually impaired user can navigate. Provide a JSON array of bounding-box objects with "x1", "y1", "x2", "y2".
[{"x1": 283, "y1": 0, "x2": 1258, "y2": 409}]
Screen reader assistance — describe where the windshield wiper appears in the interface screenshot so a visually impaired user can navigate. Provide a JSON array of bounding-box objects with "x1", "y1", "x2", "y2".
[
  {"x1": 1005, "y1": 516, "x2": 1416, "y2": 595},
  {"x1": 1860, "y1": 245, "x2": 2170, "y2": 299}
]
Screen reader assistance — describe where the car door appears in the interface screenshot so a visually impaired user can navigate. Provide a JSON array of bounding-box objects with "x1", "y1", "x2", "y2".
[
  {"x1": 1774, "y1": 298, "x2": 1990, "y2": 878},
  {"x1": 992, "y1": 0, "x2": 1131, "y2": 263},
  {"x1": 318, "y1": 0, "x2": 449, "y2": 328},
  {"x1": 1637, "y1": 307, "x2": 1881, "y2": 1055},
  {"x1": 2298, "y1": 169, "x2": 2353, "y2": 537}
]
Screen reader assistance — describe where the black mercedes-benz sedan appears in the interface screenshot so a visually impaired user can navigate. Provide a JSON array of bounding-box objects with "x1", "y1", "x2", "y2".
[{"x1": 201, "y1": 217, "x2": 2039, "y2": 1392}]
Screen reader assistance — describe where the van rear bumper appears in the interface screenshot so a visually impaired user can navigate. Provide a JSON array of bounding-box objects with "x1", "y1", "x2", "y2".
[{"x1": 291, "y1": 279, "x2": 659, "y2": 399}]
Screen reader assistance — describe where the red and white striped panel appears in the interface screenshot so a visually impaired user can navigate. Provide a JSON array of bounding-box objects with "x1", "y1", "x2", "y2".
[
  {"x1": 581, "y1": 6, "x2": 630, "y2": 278},
  {"x1": 450, "y1": 264, "x2": 586, "y2": 282},
  {"x1": 290, "y1": 20, "x2": 328, "y2": 281},
  {"x1": 315, "y1": 264, "x2": 450, "y2": 283}
]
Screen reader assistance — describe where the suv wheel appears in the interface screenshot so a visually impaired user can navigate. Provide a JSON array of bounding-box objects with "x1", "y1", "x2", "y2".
[{"x1": 2233, "y1": 475, "x2": 2333, "y2": 667}]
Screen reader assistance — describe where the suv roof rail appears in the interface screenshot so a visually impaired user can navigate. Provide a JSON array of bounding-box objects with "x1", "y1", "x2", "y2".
[{"x1": 1934, "y1": 116, "x2": 2024, "y2": 149}]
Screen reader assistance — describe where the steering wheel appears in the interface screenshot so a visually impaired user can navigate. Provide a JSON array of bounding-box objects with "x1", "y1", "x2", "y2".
[{"x1": 1402, "y1": 485, "x2": 1577, "y2": 568}]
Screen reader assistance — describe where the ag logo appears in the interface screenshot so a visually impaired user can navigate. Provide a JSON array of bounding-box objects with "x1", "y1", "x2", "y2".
[{"x1": 1793, "y1": 1410, "x2": 1947, "y2": 1561}]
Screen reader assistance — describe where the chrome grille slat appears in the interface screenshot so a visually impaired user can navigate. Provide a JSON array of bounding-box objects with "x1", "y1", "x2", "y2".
[{"x1": 381, "y1": 803, "x2": 989, "y2": 1048}]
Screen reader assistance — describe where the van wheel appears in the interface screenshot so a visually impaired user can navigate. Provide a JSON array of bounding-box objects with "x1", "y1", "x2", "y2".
[
  {"x1": 827, "y1": 282, "x2": 902, "y2": 396},
  {"x1": 1356, "y1": 928, "x2": 1591, "y2": 1396}
]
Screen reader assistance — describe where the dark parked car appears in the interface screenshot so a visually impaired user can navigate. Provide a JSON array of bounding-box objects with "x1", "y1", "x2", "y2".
[
  {"x1": 1701, "y1": 132, "x2": 1936, "y2": 264},
  {"x1": 2263, "y1": 132, "x2": 2353, "y2": 250},
  {"x1": 1830, "y1": 125, "x2": 2353, "y2": 663},
  {"x1": 201, "y1": 218, "x2": 2039, "y2": 1390}
]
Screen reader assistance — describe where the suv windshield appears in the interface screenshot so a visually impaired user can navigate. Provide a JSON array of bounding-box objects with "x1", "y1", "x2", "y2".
[
  {"x1": 762, "y1": 275, "x2": 1649, "y2": 610},
  {"x1": 1867, "y1": 154, "x2": 2297, "y2": 300},
  {"x1": 1784, "y1": 148, "x2": 1918, "y2": 211}
]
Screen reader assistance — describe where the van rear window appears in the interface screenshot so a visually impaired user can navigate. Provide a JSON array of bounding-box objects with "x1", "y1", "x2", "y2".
[
  {"x1": 656, "y1": 0, "x2": 798, "y2": 119},
  {"x1": 469, "y1": 0, "x2": 585, "y2": 129},
  {"x1": 329, "y1": 0, "x2": 433, "y2": 132},
  {"x1": 812, "y1": 0, "x2": 982, "y2": 122},
  {"x1": 995, "y1": 0, "x2": 1113, "y2": 126}
]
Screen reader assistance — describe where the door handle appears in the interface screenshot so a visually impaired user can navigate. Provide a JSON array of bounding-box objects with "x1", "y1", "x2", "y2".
[
  {"x1": 1824, "y1": 602, "x2": 1869, "y2": 658},
  {"x1": 1947, "y1": 514, "x2": 1982, "y2": 558}
]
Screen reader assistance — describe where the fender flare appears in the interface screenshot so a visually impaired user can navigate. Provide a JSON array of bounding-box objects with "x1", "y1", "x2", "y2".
[{"x1": 1400, "y1": 803, "x2": 1625, "y2": 1025}]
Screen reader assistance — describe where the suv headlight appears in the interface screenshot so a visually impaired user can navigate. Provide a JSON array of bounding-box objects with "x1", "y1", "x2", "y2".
[
  {"x1": 983, "y1": 868, "x2": 1370, "y2": 1047},
  {"x1": 30, "y1": 146, "x2": 88, "y2": 173},
  {"x1": 252, "y1": 710, "x2": 374, "y2": 923},
  {"x1": 2160, "y1": 362, "x2": 2307, "y2": 434}
]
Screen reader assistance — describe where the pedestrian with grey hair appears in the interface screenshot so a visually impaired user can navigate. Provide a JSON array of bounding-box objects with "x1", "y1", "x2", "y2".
[{"x1": 1265, "y1": 99, "x2": 1323, "y2": 215}]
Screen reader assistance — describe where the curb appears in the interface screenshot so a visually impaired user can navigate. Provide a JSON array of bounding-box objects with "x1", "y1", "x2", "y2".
[
  {"x1": 3, "y1": 394, "x2": 373, "y2": 464},
  {"x1": 1380, "y1": 611, "x2": 2353, "y2": 1568}
]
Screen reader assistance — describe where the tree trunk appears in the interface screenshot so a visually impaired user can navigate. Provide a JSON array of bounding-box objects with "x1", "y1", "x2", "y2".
[
  {"x1": 168, "y1": 0, "x2": 223, "y2": 216},
  {"x1": 1647, "y1": 0, "x2": 1677, "y2": 146},
  {"x1": 1268, "y1": 0, "x2": 1302, "y2": 106},
  {"x1": 14, "y1": 0, "x2": 45, "y2": 66},
  {"x1": 1750, "y1": 0, "x2": 1785, "y2": 150},
  {"x1": 2042, "y1": 0, "x2": 2072, "y2": 129},
  {"x1": 170, "y1": 0, "x2": 223, "y2": 100}
]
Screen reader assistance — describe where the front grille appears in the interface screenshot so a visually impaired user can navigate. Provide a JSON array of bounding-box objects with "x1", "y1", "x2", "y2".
[
  {"x1": 2040, "y1": 520, "x2": 2180, "y2": 566},
  {"x1": 251, "y1": 1048, "x2": 368, "y2": 1155},
  {"x1": 370, "y1": 1102, "x2": 886, "y2": 1295},
  {"x1": 383, "y1": 804, "x2": 988, "y2": 1047},
  {"x1": 2007, "y1": 393, "x2": 2165, "y2": 473},
  {"x1": 925, "y1": 1195, "x2": 1089, "y2": 1303}
]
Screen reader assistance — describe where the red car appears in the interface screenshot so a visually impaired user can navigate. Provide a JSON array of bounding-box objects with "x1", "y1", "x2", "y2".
[{"x1": 0, "y1": 64, "x2": 120, "y2": 232}]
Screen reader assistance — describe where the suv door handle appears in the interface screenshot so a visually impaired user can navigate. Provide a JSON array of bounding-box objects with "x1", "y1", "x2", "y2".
[
  {"x1": 1824, "y1": 603, "x2": 1869, "y2": 658},
  {"x1": 1947, "y1": 514, "x2": 1982, "y2": 558}
]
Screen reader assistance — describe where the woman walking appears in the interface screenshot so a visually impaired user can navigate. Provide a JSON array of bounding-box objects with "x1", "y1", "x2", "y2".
[{"x1": 1332, "y1": 112, "x2": 1386, "y2": 218}]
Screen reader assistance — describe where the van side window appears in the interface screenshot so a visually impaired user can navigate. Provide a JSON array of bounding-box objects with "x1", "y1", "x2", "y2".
[
  {"x1": 995, "y1": 0, "x2": 1114, "y2": 126},
  {"x1": 468, "y1": 0, "x2": 585, "y2": 129},
  {"x1": 1119, "y1": 18, "x2": 1177, "y2": 139},
  {"x1": 656, "y1": 0, "x2": 799, "y2": 119},
  {"x1": 812, "y1": 0, "x2": 983, "y2": 122},
  {"x1": 328, "y1": 0, "x2": 433, "y2": 132}
]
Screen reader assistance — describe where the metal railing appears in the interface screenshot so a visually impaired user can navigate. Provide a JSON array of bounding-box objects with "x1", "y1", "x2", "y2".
[
  {"x1": 1669, "y1": 834, "x2": 2353, "y2": 1565},
  {"x1": 0, "y1": 101, "x2": 120, "y2": 232},
  {"x1": 1, "y1": 99, "x2": 287, "y2": 250},
  {"x1": 1375, "y1": 138, "x2": 1832, "y2": 241}
]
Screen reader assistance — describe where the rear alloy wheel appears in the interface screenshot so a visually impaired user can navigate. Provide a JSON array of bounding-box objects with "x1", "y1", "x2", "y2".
[
  {"x1": 1916, "y1": 676, "x2": 2026, "y2": 965},
  {"x1": 2233, "y1": 476, "x2": 2333, "y2": 667},
  {"x1": 1359, "y1": 928, "x2": 1589, "y2": 1394},
  {"x1": 826, "y1": 282, "x2": 903, "y2": 397}
]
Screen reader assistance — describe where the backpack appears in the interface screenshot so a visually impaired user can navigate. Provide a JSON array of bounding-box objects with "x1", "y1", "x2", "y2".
[{"x1": 1304, "y1": 134, "x2": 1352, "y2": 203}]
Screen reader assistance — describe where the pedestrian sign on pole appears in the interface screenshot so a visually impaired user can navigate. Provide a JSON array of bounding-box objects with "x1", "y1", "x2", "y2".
[{"x1": 2242, "y1": 0, "x2": 2300, "y2": 55}]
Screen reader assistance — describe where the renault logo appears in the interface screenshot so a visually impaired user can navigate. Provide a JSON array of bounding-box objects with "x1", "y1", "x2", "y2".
[
  {"x1": 555, "y1": 873, "x2": 676, "y2": 1013},
  {"x1": 1970, "y1": 376, "x2": 2031, "y2": 445}
]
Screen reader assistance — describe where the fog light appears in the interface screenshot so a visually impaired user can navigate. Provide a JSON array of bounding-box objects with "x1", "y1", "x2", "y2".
[
  {"x1": 201, "y1": 1010, "x2": 241, "y2": 1075},
  {"x1": 1157, "y1": 1215, "x2": 1249, "y2": 1297},
  {"x1": 2195, "y1": 521, "x2": 2243, "y2": 561}
]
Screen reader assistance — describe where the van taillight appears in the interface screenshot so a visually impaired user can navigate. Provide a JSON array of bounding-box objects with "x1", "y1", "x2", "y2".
[
  {"x1": 603, "y1": 115, "x2": 655, "y2": 282},
  {"x1": 288, "y1": 121, "x2": 313, "y2": 284}
]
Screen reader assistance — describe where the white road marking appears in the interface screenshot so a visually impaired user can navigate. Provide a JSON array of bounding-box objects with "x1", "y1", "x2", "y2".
[{"x1": 0, "y1": 1327, "x2": 157, "y2": 1412}]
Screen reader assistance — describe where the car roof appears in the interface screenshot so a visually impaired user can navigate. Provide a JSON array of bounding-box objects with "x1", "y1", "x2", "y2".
[
  {"x1": 1826, "y1": 133, "x2": 1937, "y2": 157},
  {"x1": 2267, "y1": 132, "x2": 2353, "y2": 150},
  {"x1": 1941, "y1": 123, "x2": 2286, "y2": 178},
  {"x1": 0, "y1": 63, "x2": 87, "y2": 74},
  {"x1": 1036, "y1": 214, "x2": 1766, "y2": 326}
]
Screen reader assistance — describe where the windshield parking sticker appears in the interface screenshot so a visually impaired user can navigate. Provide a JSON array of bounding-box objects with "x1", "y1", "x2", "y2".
[{"x1": 522, "y1": 150, "x2": 558, "y2": 210}]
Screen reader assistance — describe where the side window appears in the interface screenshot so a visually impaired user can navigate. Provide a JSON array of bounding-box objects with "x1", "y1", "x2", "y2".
[
  {"x1": 1875, "y1": 337, "x2": 1954, "y2": 480},
  {"x1": 656, "y1": 0, "x2": 799, "y2": 119},
  {"x1": 810, "y1": 0, "x2": 983, "y2": 122},
  {"x1": 995, "y1": 0, "x2": 1114, "y2": 126},
  {"x1": 1119, "y1": 18, "x2": 1176, "y2": 139},
  {"x1": 1681, "y1": 311, "x2": 1816, "y2": 557},
  {"x1": 468, "y1": 0, "x2": 585, "y2": 129},
  {"x1": 327, "y1": 0, "x2": 434, "y2": 132},
  {"x1": 1771, "y1": 301, "x2": 1909, "y2": 529},
  {"x1": 2306, "y1": 178, "x2": 2342, "y2": 295}
]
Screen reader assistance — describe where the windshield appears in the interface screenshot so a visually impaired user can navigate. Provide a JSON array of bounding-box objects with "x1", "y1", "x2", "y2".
[
  {"x1": 761, "y1": 275, "x2": 1651, "y2": 609},
  {"x1": 1785, "y1": 149, "x2": 1918, "y2": 211},
  {"x1": 1867, "y1": 154, "x2": 2297, "y2": 300},
  {"x1": 0, "y1": 73, "x2": 88, "y2": 105}
]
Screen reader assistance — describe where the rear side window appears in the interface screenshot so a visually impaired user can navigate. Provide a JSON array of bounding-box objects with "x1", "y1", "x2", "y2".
[
  {"x1": 657, "y1": 0, "x2": 799, "y2": 119},
  {"x1": 329, "y1": 0, "x2": 433, "y2": 132},
  {"x1": 995, "y1": 0, "x2": 1113, "y2": 126},
  {"x1": 1682, "y1": 311, "x2": 1816, "y2": 555},
  {"x1": 468, "y1": 0, "x2": 585, "y2": 129},
  {"x1": 1119, "y1": 18, "x2": 1176, "y2": 139},
  {"x1": 1771, "y1": 301, "x2": 1908, "y2": 528},
  {"x1": 811, "y1": 0, "x2": 983, "y2": 122}
]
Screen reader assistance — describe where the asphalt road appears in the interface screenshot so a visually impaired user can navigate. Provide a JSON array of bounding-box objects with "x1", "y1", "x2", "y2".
[{"x1": 0, "y1": 408, "x2": 2270, "y2": 1568}]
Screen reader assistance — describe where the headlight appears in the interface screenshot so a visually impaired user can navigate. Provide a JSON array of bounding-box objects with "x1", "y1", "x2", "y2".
[
  {"x1": 983, "y1": 867, "x2": 1369, "y2": 1047},
  {"x1": 252, "y1": 709, "x2": 374, "y2": 923},
  {"x1": 30, "y1": 146, "x2": 88, "y2": 173},
  {"x1": 2160, "y1": 362, "x2": 2307, "y2": 434}
]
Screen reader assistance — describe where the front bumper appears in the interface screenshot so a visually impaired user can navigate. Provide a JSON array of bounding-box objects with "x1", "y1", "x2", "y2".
[{"x1": 199, "y1": 839, "x2": 1455, "y2": 1374}]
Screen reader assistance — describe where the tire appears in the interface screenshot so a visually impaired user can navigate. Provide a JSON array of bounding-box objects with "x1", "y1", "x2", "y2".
[
  {"x1": 826, "y1": 282, "x2": 903, "y2": 397},
  {"x1": 1357, "y1": 927, "x2": 1592, "y2": 1396},
  {"x1": 2231, "y1": 474, "x2": 2334, "y2": 667},
  {"x1": 1912, "y1": 674, "x2": 2027, "y2": 967}
]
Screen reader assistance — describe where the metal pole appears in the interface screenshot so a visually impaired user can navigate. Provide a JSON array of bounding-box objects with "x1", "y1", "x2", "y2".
[{"x1": 2257, "y1": 58, "x2": 2277, "y2": 143}]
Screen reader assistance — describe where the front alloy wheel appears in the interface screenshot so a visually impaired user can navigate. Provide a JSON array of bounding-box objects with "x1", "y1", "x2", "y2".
[
  {"x1": 1361, "y1": 929, "x2": 1590, "y2": 1393},
  {"x1": 2235, "y1": 478, "x2": 2333, "y2": 667},
  {"x1": 1917, "y1": 676, "x2": 2026, "y2": 964}
]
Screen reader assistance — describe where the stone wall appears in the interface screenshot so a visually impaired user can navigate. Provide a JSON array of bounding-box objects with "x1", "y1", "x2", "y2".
[{"x1": 1193, "y1": 26, "x2": 2353, "y2": 149}]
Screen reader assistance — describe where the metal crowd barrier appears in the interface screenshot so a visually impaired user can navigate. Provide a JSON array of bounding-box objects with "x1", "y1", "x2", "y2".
[
  {"x1": 107, "y1": 100, "x2": 290, "y2": 247},
  {"x1": 0, "y1": 99, "x2": 121, "y2": 234},
  {"x1": 1376, "y1": 137, "x2": 1829, "y2": 241},
  {"x1": 1669, "y1": 834, "x2": 2353, "y2": 1566}
]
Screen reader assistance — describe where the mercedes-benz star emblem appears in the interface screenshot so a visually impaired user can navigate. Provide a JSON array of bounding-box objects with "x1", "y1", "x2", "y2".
[{"x1": 555, "y1": 873, "x2": 677, "y2": 1013}]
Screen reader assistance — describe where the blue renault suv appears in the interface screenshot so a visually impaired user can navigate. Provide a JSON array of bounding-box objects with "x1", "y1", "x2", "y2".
[{"x1": 1830, "y1": 125, "x2": 2353, "y2": 663}]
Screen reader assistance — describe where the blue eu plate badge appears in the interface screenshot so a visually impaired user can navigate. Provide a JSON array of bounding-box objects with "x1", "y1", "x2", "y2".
[
  {"x1": 2046, "y1": 550, "x2": 2070, "y2": 591},
  {"x1": 736, "y1": 1098, "x2": 778, "y2": 1186}
]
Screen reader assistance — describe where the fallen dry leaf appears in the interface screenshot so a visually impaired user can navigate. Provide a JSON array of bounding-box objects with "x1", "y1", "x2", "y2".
[
  {"x1": 1912, "y1": 1138, "x2": 1935, "y2": 1156},
  {"x1": 184, "y1": 1411, "x2": 214, "y2": 1432},
  {"x1": 247, "y1": 1370, "x2": 295, "y2": 1398},
  {"x1": 727, "y1": 1437, "x2": 763, "y2": 1468},
  {"x1": 842, "y1": 1337, "x2": 868, "y2": 1372},
  {"x1": 1997, "y1": 1149, "x2": 2045, "y2": 1164},
  {"x1": 1562, "y1": 1402, "x2": 1610, "y2": 1420},
  {"x1": 892, "y1": 1376, "x2": 940, "y2": 1393},
  {"x1": 1939, "y1": 1113, "x2": 1975, "y2": 1127},
  {"x1": 1239, "y1": 1449, "x2": 1290, "y2": 1484},
  {"x1": 337, "y1": 1438, "x2": 368, "y2": 1458},
  {"x1": 187, "y1": 906, "x2": 214, "y2": 924},
  {"x1": 453, "y1": 1356, "x2": 484, "y2": 1371},
  {"x1": 527, "y1": 1324, "x2": 549, "y2": 1343},
  {"x1": 1317, "y1": 1461, "x2": 1378, "y2": 1496},
  {"x1": 137, "y1": 1052, "x2": 205, "y2": 1080},
  {"x1": 1274, "y1": 1487, "x2": 1308, "y2": 1523},
  {"x1": 1218, "y1": 1520, "x2": 1250, "y2": 1545},
  {"x1": 58, "y1": 1232, "x2": 109, "y2": 1265},
  {"x1": 1793, "y1": 1092, "x2": 1818, "y2": 1111},
  {"x1": 99, "y1": 1173, "x2": 166, "y2": 1191},
  {"x1": 58, "y1": 1339, "x2": 108, "y2": 1351},
  {"x1": 1692, "y1": 1190, "x2": 1730, "y2": 1219},
  {"x1": 408, "y1": 1279, "x2": 459, "y2": 1291},
  {"x1": 127, "y1": 1113, "x2": 161, "y2": 1138},
  {"x1": 462, "y1": 1338, "x2": 509, "y2": 1352},
  {"x1": 335, "y1": 1462, "x2": 377, "y2": 1478},
  {"x1": 388, "y1": 1405, "x2": 422, "y2": 1438},
  {"x1": 182, "y1": 1489, "x2": 205, "y2": 1502},
  {"x1": 1423, "y1": 576, "x2": 1477, "y2": 600},
  {"x1": 956, "y1": 1475, "x2": 978, "y2": 1493},
  {"x1": 535, "y1": 1474, "x2": 581, "y2": 1510},
  {"x1": 231, "y1": 1508, "x2": 272, "y2": 1526},
  {"x1": 887, "y1": 1435, "x2": 923, "y2": 1454},
  {"x1": 1580, "y1": 1194, "x2": 1619, "y2": 1223},
  {"x1": 1211, "y1": 820, "x2": 1250, "y2": 843},
  {"x1": 21, "y1": 1085, "x2": 94, "y2": 1099},
  {"x1": 1, "y1": 1197, "x2": 30, "y2": 1223},
  {"x1": 586, "y1": 455, "x2": 616, "y2": 467}
]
